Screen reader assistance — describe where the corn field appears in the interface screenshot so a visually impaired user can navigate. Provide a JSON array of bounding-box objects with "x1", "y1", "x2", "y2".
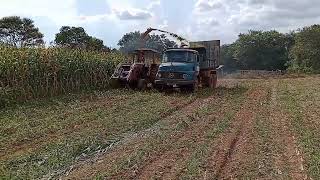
[{"x1": 0, "y1": 46, "x2": 124, "y2": 107}]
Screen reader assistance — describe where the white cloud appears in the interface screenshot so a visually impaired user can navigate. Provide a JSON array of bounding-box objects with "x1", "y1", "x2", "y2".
[
  {"x1": 195, "y1": 0, "x2": 223, "y2": 12},
  {"x1": 198, "y1": 18, "x2": 219, "y2": 26},
  {"x1": 190, "y1": 0, "x2": 320, "y2": 44},
  {"x1": 159, "y1": 20, "x2": 168, "y2": 29},
  {"x1": 0, "y1": 0, "x2": 77, "y2": 25},
  {"x1": 113, "y1": 8, "x2": 152, "y2": 20},
  {"x1": 73, "y1": 2, "x2": 157, "y2": 23},
  {"x1": 77, "y1": 14, "x2": 115, "y2": 23},
  {"x1": 2, "y1": 0, "x2": 320, "y2": 46},
  {"x1": 147, "y1": 0, "x2": 161, "y2": 10}
]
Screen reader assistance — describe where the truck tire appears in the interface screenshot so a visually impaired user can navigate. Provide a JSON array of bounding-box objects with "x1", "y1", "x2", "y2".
[
  {"x1": 192, "y1": 80, "x2": 199, "y2": 92},
  {"x1": 155, "y1": 84, "x2": 166, "y2": 92},
  {"x1": 180, "y1": 86, "x2": 189, "y2": 93},
  {"x1": 209, "y1": 75, "x2": 217, "y2": 89},
  {"x1": 184, "y1": 80, "x2": 199, "y2": 93}
]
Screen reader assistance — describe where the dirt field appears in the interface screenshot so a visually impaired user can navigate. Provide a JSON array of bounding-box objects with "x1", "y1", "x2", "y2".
[{"x1": 1, "y1": 77, "x2": 320, "y2": 179}]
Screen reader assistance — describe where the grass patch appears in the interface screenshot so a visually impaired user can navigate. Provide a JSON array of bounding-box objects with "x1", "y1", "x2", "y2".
[
  {"x1": 182, "y1": 112, "x2": 235, "y2": 180},
  {"x1": 181, "y1": 87, "x2": 246, "y2": 179},
  {"x1": 98, "y1": 86, "x2": 247, "y2": 179},
  {"x1": 0, "y1": 89, "x2": 194, "y2": 179},
  {"x1": 279, "y1": 80, "x2": 320, "y2": 179}
]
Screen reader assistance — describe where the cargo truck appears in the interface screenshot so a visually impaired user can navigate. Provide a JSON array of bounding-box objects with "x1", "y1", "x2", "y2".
[{"x1": 155, "y1": 40, "x2": 221, "y2": 92}]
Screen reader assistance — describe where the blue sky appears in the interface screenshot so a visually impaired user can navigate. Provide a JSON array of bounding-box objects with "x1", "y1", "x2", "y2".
[{"x1": 1, "y1": 0, "x2": 320, "y2": 47}]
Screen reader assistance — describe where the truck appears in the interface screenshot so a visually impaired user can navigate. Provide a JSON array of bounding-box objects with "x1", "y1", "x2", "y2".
[
  {"x1": 110, "y1": 28, "x2": 221, "y2": 92},
  {"x1": 155, "y1": 40, "x2": 221, "y2": 92}
]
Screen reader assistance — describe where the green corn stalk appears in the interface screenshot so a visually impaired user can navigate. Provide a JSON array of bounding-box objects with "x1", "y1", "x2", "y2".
[{"x1": 0, "y1": 45, "x2": 124, "y2": 107}]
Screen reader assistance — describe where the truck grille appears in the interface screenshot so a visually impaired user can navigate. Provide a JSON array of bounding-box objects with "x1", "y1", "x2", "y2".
[{"x1": 161, "y1": 72, "x2": 184, "y2": 79}]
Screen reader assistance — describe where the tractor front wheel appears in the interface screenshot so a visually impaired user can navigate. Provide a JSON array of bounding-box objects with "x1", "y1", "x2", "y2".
[
  {"x1": 110, "y1": 78, "x2": 121, "y2": 89},
  {"x1": 137, "y1": 79, "x2": 147, "y2": 91}
]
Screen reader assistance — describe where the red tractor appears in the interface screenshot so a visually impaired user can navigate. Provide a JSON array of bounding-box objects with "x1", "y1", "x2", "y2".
[{"x1": 110, "y1": 48, "x2": 161, "y2": 90}]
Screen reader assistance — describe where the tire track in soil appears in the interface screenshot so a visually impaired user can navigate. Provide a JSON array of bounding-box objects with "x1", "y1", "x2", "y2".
[
  {"x1": 113, "y1": 95, "x2": 225, "y2": 180},
  {"x1": 61, "y1": 93, "x2": 221, "y2": 179},
  {"x1": 49, "y1": 96, "x2": 195, "y2": 179},
  {"x1": 132, "y1": 86, "x2": 244, "y2": 180},
  {"x1": 204, "y1": 86, "x2": 266, "y2": 179},
  {"x1": 271, "y1": 80, "x2": 308, "y2": 180},
  {"x1": 134, "y1": 116, "x2": 217, "y2": 180}
]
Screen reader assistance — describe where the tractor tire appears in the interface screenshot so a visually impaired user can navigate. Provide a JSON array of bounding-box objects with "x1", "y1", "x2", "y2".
[
  {"x1": 110, "y1": 78, "x2": 121, "y2": 89},
  {"x1": 137, "y1": 79, "x2": 147, "y2": 91}
]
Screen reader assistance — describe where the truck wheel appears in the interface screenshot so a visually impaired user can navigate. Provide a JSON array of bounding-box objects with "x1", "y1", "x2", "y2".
[
  {"x1": 209, "y1": 75, "x2": 217, "y2": 89},
  {"x1": 192, "y1": 81, "x2": 199, "y2": 92},
  {"x1": 155, "y1": 84, "x2": 165, "y2": 92},
  {"x1": 137, "y1": 79, "x2": 147, "y2": 91},
  {"x1": 180, "y1": 86, "x2": 189, "y2": 93}
]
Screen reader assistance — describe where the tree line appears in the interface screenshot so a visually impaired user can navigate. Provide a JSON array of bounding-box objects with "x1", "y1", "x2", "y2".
[
  {"x1": 0, "y1": 16, "x2": 113, "y2": 52},
  {"x1": 221, "y1": 26, "x2": 320, "y2": 73},
  {"x1": 0, "y1": 16, "x2": 176, "y2": 54},
  {"x1": 1, "y1": 16, "x2": 320, "y2": 73}
]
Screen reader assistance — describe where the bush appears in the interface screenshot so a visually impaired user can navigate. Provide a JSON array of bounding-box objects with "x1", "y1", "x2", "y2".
[{"x1": 289, "y1": 25, "x2": 320, "y2": 73}]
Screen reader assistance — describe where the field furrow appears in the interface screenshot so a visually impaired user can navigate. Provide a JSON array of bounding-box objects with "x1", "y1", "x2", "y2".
[{"x1": 1, "y1": 77, "x2": 320, "y2": 179}]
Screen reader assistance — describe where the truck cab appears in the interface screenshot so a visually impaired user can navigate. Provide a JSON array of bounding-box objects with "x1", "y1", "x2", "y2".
[
  {"x1": 155, "y1": 40, "x2": 220, "y2": 92},
  {"x1": 155, "y1": 49, "x2": 200, "y2": 91}
]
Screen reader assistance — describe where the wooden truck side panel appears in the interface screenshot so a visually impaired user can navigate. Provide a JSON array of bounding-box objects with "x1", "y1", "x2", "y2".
[
  {"x1": 189, "y1": 40, "x2": 220, "y2": 70},
  {"x1": 189, "y1": 40, "x2": 220, "y2": 88}
]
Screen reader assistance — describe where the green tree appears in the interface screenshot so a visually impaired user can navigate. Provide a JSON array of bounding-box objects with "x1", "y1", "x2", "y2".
[
  {"x1": 233, "y1": 30, "x2": 291, "y2": 70},
  {"x1": 55, "y1": 26, "x2": 106, "y2": 51},
  {"x1": 118, "y1": 31, "x2": 177, "y2": 54},
  {"x1": 0, "y1": 16, "x2": 44, "y2": 47},
  {"x1": 289, "y1": 25, "x2": 320, "y2": 73},
  {"x1": 221, "y1": 44, "x2": 239, "y2": 72},
  {"x1": 87, "y1": 37, "x2": 105, "y2": 51}
]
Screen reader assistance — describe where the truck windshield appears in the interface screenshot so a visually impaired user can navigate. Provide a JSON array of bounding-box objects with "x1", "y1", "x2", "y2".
[{"x1": 163, "y1": 51, "x2": 197, "y2": 63}]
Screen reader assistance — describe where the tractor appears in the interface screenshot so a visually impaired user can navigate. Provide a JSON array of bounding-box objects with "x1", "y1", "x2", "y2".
[
  {"x1": 110, "y1": 28, "x2": 186, "y2": 90},
  {"x1": 110, "y1": 48, "x2": 161, "y2": 90}
]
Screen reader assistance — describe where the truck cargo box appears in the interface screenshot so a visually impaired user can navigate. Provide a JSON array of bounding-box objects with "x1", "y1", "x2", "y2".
[{"x1": 189, "y1": 40, "x2": 220, "y2": 70}]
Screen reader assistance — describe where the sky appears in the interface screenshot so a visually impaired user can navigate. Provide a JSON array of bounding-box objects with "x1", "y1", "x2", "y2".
[{"x1": 1, "y1": 0, "x2": 320, "y2": 47}]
